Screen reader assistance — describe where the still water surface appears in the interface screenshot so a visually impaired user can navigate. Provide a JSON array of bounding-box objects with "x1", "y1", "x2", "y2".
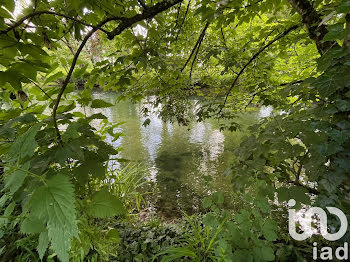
[{"x1": 82, "y1": 92, "x2": 261, "y2": 218}]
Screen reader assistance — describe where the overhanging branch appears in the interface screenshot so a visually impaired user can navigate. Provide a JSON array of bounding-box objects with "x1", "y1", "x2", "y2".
[
  {"x1": 180, "y1": 22, "x2": 210, "y2": 72},
  {"x1": 52, "y1": 0, "x2": 183, "y2": 143},
  {"x1": 52, "y1": 18, "x2": 115, "y2": 144},
  {"x1": 107, "y1": 0, "x2": 183, "y2": 40},
  {"x1": 219, "y1": 24, "x2": 299, "y2": 112},
  {"x1": 0, "y1": 11, "x2": 117, "y2": 35}
]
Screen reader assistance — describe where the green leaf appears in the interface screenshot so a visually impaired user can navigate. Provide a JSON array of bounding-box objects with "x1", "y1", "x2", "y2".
[
  {"x1": 61, "y1": 122, "x2": 80, "y2": 143},
  {"x1": 232, "y1": 249, "x2": 253, "y2": 262},
  {"x1": 90, "y1": 99, "x2": 113, "y2": 108},
  {"x1": 8, "y1": 123, "x2": 42, "y2": 161},
  {"x1": 0, "y1": 202, "x2": 15, "y2": 226},
  {"x1": 48, "y1": 226, "x2": 75, "y2": 262},
  {"x1": 202, "y1": 197, "x2": 212, "y2": 209},
  {"x1": 44, "y1": 72, "x2": 64, "y2": 84},
  {"x1": 37, "y1": 231, "x2": 49, "y2": 260},
  {"x1": 106, "y1": 228, "x2": 120, "y2": 244},
  {"x1": 290, "y1": 186, "x2": 310, "y2": 205},
  {"x1": 262, "y1": 219, "x2": 277, "y2": 241},
  {"x1": 74, "y1": 22, "x2": 82, "y2": 41},
  {"x1": 336, "y1": 99, "x2": 350, "y2": 111},
  {"x1": 261, "y1": 247, "x2": 275, "y2": 261},
  {"x1": 253, "y1": 247, "x2": 275, "y2": 261},
  {"x1": 338, "y1": 0, "x2": 350, "y2": 13},
  {"x1": 20, "y1": 216, "x2": 46, "y2": 234},
  {"x1": 0, "y1": 195, "x2": 9, "y2": 208},
  {"x1": 4, "y1": 162, "x2": 30, "y2": 193},
  {"x1": 212, "y1": 191, "x2": 224, "y2": 204},
  {"x1": 323, "y1": 23, "x2": 348, "y2": 41},
  {"x1": 28, "y1": 175, "x2": 77, "y2": 228},
  {"x1": 86, "y1": 188, "x2": 126, "y2": 218},
  {"x1": 1, "y1": 0, "x2": 15, "y2": 12},
  {"x1": 28, "y1": 175, "x2": 78, "y2": 262}
]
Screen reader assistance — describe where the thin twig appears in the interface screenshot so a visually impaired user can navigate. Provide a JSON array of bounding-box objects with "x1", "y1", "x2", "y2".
[
  {"x1": 52, "y1": 18, "x2": 114, "y2": 145},
  {"x1": 174, "y1": 0, "x2": 191, "y2": 41},
  {"x1": 189, "y1": 26, "x2": 208, "y2": 79},
  {"x1": 174, "y1": 1, "x2": 182, "y2": 28},
  {"x1": 180, "y1": 22, "x2": 209, "y2": 72},
  {"x1": 219, "y1": 24, "x2": 299, "y2": 113},
  {"x1": 30, "y1": 80, "x2": 53, "y2": 101}
]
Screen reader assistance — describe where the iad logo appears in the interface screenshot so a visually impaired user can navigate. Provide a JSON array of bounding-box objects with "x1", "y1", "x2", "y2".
[{"x1": 288, "y1": 199, "x2": 349, "y2": 260}]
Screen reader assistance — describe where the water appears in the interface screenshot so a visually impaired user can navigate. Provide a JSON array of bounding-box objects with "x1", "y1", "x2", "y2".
[{"x1": 81, "y1": 92, "x2": 259, "y2": 218}]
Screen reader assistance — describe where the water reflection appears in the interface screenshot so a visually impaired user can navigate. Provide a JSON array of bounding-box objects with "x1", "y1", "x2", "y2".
[{"x1": 80, "y1": 92, "x2": 257, "y2": 217}]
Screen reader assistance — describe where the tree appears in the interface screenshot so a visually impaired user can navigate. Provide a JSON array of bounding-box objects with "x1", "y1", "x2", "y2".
[{"x1": 0, "y1": 0, "x2": 349, "y2": 260}]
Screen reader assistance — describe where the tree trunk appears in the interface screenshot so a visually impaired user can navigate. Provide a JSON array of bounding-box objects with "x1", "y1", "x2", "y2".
[{"x1": 287, "y1": 0, "x2": 339, "y2": 54}]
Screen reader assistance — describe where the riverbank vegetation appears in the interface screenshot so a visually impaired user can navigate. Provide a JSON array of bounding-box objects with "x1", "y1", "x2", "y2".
[{"x1": 1, "y1": 0, "x2": 350, "y2": 261}]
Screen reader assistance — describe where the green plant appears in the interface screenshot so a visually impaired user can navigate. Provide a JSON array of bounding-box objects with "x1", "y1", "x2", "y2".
[
  {"x1": 153, "y1": 212, "x2": 228, "y2": 262},
  {"x1": 115, "y1": 220, "x2": 185, "y2": 262},
  {"x1": 1, "y1": 0, "x2": 349, "y2": 260},
  {"x1": 105, "y1": 163, "x2": 152, "y2": 211}
]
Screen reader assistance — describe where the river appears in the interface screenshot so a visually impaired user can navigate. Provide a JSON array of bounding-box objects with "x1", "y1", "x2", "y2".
[{"x1": 80, "y1": 92, "x2": 263, "y2": 218}]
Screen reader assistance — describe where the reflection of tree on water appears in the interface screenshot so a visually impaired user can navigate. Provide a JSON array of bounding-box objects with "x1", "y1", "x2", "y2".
[
  {"x1": 80, "y1": 93, "x2": 257, "y2": 218},
  {"x1": 154, "y1": 150, "x2": 203, "y2": 218}
]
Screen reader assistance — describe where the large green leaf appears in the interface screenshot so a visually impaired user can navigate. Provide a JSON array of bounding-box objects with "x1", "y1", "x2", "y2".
[
  {"x1": 86, "y1": 188, "x2": 126, "y2": 218},
  {"x1": 28, "y1": 175, "x2": 78, "y2": 262}
]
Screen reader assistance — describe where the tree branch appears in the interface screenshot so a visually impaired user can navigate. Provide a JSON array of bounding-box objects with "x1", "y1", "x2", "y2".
[
  {"x1": 180, "y1": 22, "x2": 210, "y2": 72},
  {"x1": 53, "y1": 0, "x2": 183, "y2": 143},
  {"x1": 0, "y1": 11, "x2": 115, "y2": 35},
  {"x1": 30, "y1": 80, "x2": 53, "y2": 101},
  {"x1": 219, "y1": 25, "x2": 299, "y2": 112},
  {"x1": 107, "y1": 0, "x2": 183, "y2": 40},
  {"x1": 175, "y1": 0, "x2": 191, "y2": 41},
  {"x1": 174, "y1": 1, "x2": 182, "y2": 28},
  {"x1": 287, "y1": 0, "x2": 339, "y2": 54},
  {"x1": 52, "y1": 18, "x2": 115, "y2": 144}
]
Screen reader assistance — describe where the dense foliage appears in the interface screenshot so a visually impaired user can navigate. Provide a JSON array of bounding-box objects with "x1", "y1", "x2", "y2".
[{"x1": 0, "y1": 0, "x2": 350, "y2": 260}]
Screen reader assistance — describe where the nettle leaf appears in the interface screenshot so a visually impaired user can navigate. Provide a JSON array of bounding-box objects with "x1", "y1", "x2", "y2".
[
  {"x1": 212, "y1": 191, "x2": 224, "y2": 204},
  {"x1": 20, "y1": 216, "x2": 46, "y2": 234},
  {"x1": 28, "y1": 175, "x2": 78, "y2": 262},
  {"x1": 313, "y1": 68, "x2": 350, "y2": 97},
  {"x1": 8, "y1": 123, "x2": 42, "y2": 161},
  {"x1": 37, "y1": 231, "x2": 49, "y2": 260},
  {"x1": 0, "y1": 201, "x2": 16, "y2": 226},
  {"x1": 48, "y1": 225, "x2": 76, "y2": 262},
  {"x1": 202, "y1": 197, "x2": 212, "y2": 209},
  {"x1": 336, "y1": 99, "x2": 350, "y2": 111},
  {"x1": 90, "y1": 99, "x2": 114, "y2": 108},
  {"x1": 86, "y1": 188, "x2": 126, "y2": 218}
]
